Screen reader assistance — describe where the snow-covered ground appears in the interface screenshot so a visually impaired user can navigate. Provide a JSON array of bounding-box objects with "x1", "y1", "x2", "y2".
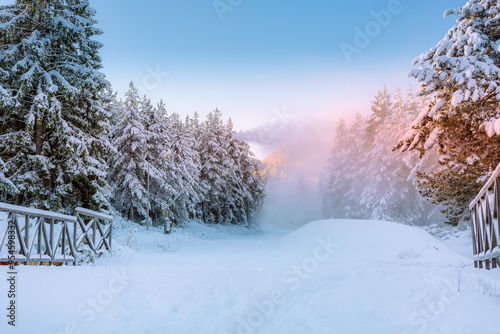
[{"x1": 1, "y1": 218, "x2": 500, "y2": 334}]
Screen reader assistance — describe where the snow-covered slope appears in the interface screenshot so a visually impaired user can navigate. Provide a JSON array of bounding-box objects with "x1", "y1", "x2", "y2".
[
  {"x1": 276, "y1": 220, "x2": 466, "y2": 265},
  {"x1": 1, "y1": 219, "x2": 499, "y2": 334}
]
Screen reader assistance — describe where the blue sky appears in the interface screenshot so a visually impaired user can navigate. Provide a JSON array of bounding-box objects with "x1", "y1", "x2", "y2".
[{"x1": 92, "y1": 0, "x2": 465, "y2": 140}]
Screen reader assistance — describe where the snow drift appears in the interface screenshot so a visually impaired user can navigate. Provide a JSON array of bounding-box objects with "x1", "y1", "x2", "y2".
[{"x1": 276, "y1": 220, "x2": 466, "y2": 266}]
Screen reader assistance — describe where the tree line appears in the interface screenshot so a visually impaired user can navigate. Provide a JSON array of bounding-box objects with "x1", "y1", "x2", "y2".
[
  {"x1": 0, "y1": 0, "x2": 265, "y2": 226},
  {"x1": 321, "y1": 86, "x2": 443, "y2": 225},
  {"x1": 323, "y1": 0, "x2": 500, "y2": 226}
]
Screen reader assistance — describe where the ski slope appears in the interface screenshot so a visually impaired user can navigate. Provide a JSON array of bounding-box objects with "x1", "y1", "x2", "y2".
[{"x1": 1, "y1": 219, "x2": 500, "y2": 334}]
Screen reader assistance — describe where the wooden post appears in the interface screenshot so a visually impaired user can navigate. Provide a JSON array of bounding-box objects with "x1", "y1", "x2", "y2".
[
  {"x1": 61, "y1": 222, "x2": 66, "y2": 258},
  {"x1": 38, "y1": 218, "x2": 42, "y2": 260},
  {"x1": 50, "y1": 219, "x2": 54, "y2": 264},
  {"x1": 92, "y1": 218, "x2": 97, "y2": 253},
  {"x1": 109, "y1": 222, "x2": 112, "y2": 250},
  {"x1": 25, "y1": 215, "x2": 29, "y2": 265},
  {"x1": 74, "y1": 218, "x2": 77, "y2": 252}
]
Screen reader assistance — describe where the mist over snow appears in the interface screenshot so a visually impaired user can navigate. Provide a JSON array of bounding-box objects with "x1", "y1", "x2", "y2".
[{"x1": 236, "y1": 113, "x2": 337, "y2": 231}]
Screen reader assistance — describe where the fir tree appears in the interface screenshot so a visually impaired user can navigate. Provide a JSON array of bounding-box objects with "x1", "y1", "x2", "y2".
[
  {"x1": 322, "y1": 87, "x2": 441, "y2": 225},
  {"x1": 395, "y1": 0, "x2": 500, "y2": 225},
  {"x1": 162, "y1": 111, "x2": 203, "y2": 224},
  {"x1": 199, "y1": 109, "x2": 232, "y2": 224},
  {"x1": 321, "y1": 114, "x2": 367, "y2": 219},
  {"x1": 224, "y1": 118, "x2": 265, "y2": 225},
  {"x1": 0, "y1": 0, "x2": 112, "y2": 212},
  {"x1": 108, "y1": 83, "x2": 149, "y2": 222},
  {"x1": 362, "y1": 88, "x2": 429, "y2": 224},
  {"x1": 198, "y1": 109, "x2": 264, "y2": 225}
]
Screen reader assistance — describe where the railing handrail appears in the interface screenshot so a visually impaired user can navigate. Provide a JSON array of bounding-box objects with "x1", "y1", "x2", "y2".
[
  {"x1": 470, "y1": 163, "x2": 500, "y2": 210},
  {"x1": 0, "y1": 203, "x2": 113, "y2": 265},
  {"x1": 75, "y1": 207, "x2": 113, "y2": 222},
  {"x1": 469, "y1": 162, "x2": 500, "y2": 269},
  {"x1": 0, "y1": 203, "x2": 77, "y2": 223}
]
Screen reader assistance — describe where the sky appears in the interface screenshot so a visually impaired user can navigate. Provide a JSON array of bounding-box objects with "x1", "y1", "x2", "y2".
[{"x1": 90, "y1": 0, "x2": 466, "y2": 158}]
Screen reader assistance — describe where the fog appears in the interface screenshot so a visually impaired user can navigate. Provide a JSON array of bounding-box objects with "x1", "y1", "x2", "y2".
[{"x1": 236, "y1": 113, "x2": 338, "y2": 231}]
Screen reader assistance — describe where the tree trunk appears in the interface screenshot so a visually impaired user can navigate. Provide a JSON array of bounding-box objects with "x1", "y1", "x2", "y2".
[
  {"x1": 35, "y1": 115, "x2": 43, "y2": 155},
  {"x1": 15, "y1": 194, "x2": 22, "y2": 206}
]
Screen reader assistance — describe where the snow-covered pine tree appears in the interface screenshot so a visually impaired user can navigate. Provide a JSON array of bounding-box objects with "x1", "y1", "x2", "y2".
[
  {"x1": 239, "y1": 149, "x2": 266, "y2": 225},
  {"x1": 320, "y1": 119, "x2": 348, "y2": 219},
  {"x1": 0, "y1": 158, "x2": 17, "y2": 198},
  {"x1": 0, "y1": 0, "x2": 112, "y2": 212},
  {"x1": 342, "y1": 114, "x2": 369, "y2": 219},
  {"x1": 138, "y1": 96, "x2": 174, "y2": 224},
  {"x1": 321, "y1": 114, "x2": 367, "y2": 219},
  {"x1": 224, "y1": 118, "x2": 265, "y2": 225},
  {"x1": 197, "y1": 109, "x2": 265, "y2": 225},
  {"x1": 365, "y1": 85, "x2": 391, "y2": 141},
  {"x1": 199, "y1": 109, "x2": 232, "y2": 224},
  {"x1": 185, "y1": 112, "x2": 206, "y2": 221},
  {"x1": 108, "y1": 83, "x2": 149, "y2": 222},
  {"x1": 162, "y1": 111, "x2": 203, "y2": 224},
  {"x1": 395, "y1": 0, "x2": 500, "y2": 225},
  {"x1": 361, "y1": 88, "x2": 430, "y2": 225},
  {"x1": 322, "y1": 87, "x2": 441, "y2": 225}
]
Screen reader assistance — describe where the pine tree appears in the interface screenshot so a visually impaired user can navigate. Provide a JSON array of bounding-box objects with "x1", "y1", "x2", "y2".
[
  {"x1": 162, "y1": 112, "x2": 203, "y2": 224},
  {"x1": 108, "y1": 83, "x2": 149, "y2": 222},
  {"x1": 138, "y1": 96, "x2": 173, "y2": 224},
  {"x1": 185, "y1": 112, "x2": 205, "y2": 221},
  {"x1": 322, "y1": 87, "x2": 441, "y2": 225},
  {"x1": 321, "y1": 114, "x2": 367, "y2": 219},
  {"x1": 0, "y1": 0, "x2": 112, "y2": 212},
  {"x1": 198, "y1": 109, "x2": 265, "y2": 225},
  {"x1": 362, "y1": 88, "x2": 430, "y2": 225},
  {"x1": 366, "y1": 85, "x2": 391, "y2": 141},
  {"x1": 395, "y1": 0, "x2": 500, "y2": 225},
  {"x1": 198, "y1": 109, "x2": 232, "y2": 224},
  {"x1": 0, "y1": 158, "x2": 17, "y2": 198},
  {"x1": 224, "y1": 118, "x2": 265, "y2": 225},
  {"x1": 321, "y1": 118, "x2": 349, "y2": 218}
]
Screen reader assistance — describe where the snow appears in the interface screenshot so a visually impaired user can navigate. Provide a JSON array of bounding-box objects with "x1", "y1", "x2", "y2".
[
  {"x1": 483, "y1": 118, "x2": 500, "y2": 137},
  {"x1": 0, "y1": 202, "x2": 77, "y2": 222},
  {"x1": 424, "y1": 129, "x2": 441, "y2": 150},
  {"x1": 451, "y1": 90, "x2": 464, "y2": 107},
  {"x1": 1, "y1": 218, "x2": 499, "y2": 334},
  {"x1": 428, "y1": 99, "x2": 446, "y2": 117},
  {"x1": 75, "y1": 207, "x2": 113, "y2": 221}
]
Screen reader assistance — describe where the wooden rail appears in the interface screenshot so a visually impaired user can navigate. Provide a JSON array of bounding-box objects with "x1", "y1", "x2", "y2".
[
  {"x1": 469, "y1": 164, "x2": 500, "y2": 269},
  {"x1": 75, "y1": 207, "x2": 113, "y2": 255},
  {"x1": 0, "y1": 203, "x2": 113, "y2": 266}
]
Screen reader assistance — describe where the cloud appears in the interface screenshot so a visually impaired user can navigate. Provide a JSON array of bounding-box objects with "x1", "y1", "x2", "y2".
[{"x1": 234, "y1": 108, "x2": 297, "y2": 148}]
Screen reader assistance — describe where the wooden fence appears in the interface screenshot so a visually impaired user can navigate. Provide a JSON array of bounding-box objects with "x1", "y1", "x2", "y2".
[
  {"x1": 0, "y1": 203, "x2": 112, "y2": 266},
  {"x1": 470, "y1": 164, "x2": 500, "y2": 269}
]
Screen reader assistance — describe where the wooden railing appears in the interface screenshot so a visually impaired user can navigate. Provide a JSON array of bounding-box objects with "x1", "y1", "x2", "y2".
[
  {"x1": 469, "y1": 164, "x2": 500, "y2": 269},
  {"x1": 0, "y1": 203, "x2": 113, "y2": 266},
  {"x1": 75, "y1": 207, "x2": 113, "y2": 255}
]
